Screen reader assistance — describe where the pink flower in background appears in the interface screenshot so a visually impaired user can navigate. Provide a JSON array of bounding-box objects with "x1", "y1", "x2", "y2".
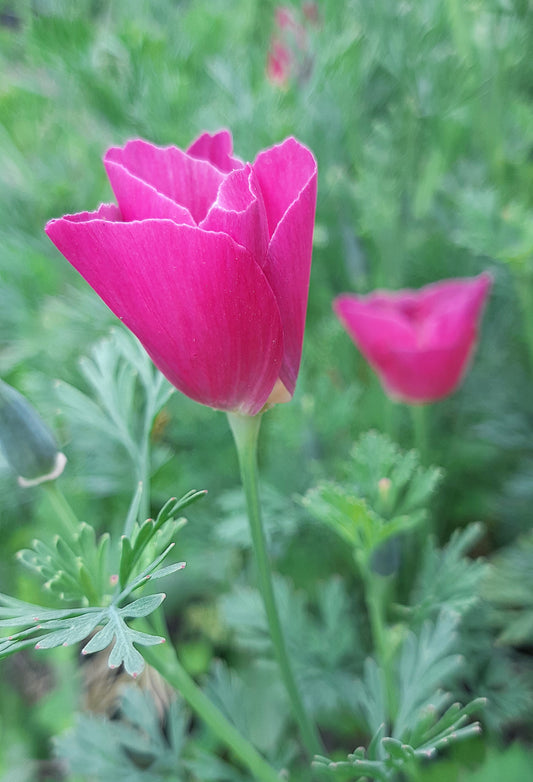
[
  {"x1": 46, "y1": 131, "x2": 317, "y2": 416},
  {"x1": 275, "y1": 6, "x2": 296, "y2": 29},
  {"x1": 302, "y1": 2, "x2": 320, "y2": 25},
  {"x1": 267, "y1": 37, "x2": 293, "y2": 87},
  {"x1": 334, "y1": 274, "x2": 492, "y2": 404},
  {"x1": 267, "y1": 3, "x2": 320, "y2": 87}
]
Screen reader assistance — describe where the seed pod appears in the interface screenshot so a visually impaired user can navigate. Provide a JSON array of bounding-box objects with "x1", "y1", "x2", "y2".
[{"x1": 0, "y1": 379, "x2": 66, "y2": 487}]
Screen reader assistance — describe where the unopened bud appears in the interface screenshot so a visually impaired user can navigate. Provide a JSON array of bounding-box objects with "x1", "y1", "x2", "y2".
[
  {"x1": 0, "y1": 379, "x2": 66, "y2": 487},
  {"x1": 378, "y1": 477, "x2": 392, "y2": 500}
]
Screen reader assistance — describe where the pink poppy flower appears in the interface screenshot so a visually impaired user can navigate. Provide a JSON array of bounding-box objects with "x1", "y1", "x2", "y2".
[
  {"x1": 267, "y1": 37, "x2": 293, "y2": 86},
  {"x1": 333, "y1": 273, "x2": 492, "y2": 404},
  {"x1": 46, "y1": 131, "x2": 317, "y2": 415},
  {"x1": 275, "y1": 6, "x2": 296, "y2": 29}
]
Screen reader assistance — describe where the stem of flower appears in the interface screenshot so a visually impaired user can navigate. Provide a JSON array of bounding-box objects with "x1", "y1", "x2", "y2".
[
  {"x1": 359, "y1": 557, "x2": 396, "y2": 722},
  {"x1": 143, "y1": 642, "x2": 281, "y2": 782},
  {"x1": 514, "y1": 271, "x2": 533, "y2": 376},
  {"x1": 43, "y1": 482, "x2": 80, "y2": 539},
  {"x1": 410, "y1": 403, "x2": 428, "y2": 463},
  {"x1": 227, "y1": 411, "x2": 324, "y2": 757},
  {"x1": 136, "y1": 385, "x2": 156, "y2": 524}
]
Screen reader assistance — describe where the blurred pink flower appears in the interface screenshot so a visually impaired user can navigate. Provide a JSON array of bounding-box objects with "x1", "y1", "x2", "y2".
[
  {"x1": 302, "y1": 2, "x2": 320, "y2": 25},
  {"x1": 334, "y1": 274, "x2": 492, "y2": 404},
  {"x1": 267, "y1": 3, "x2": 318, "y2": 87},
  {"x1": 275, "y1": 6, "x2": 296, "y2": 29},
  {"x1": 46, "y1": 131, "x2": 317, "y2": 416},
  {"x1": 267, "y1": 37, "x2": 293, "y2": 86}
]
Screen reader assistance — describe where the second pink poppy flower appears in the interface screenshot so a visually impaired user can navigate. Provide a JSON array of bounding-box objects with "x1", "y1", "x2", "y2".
[{"x1": 334, "y1": 274, "x2": 492, "y2": 404}]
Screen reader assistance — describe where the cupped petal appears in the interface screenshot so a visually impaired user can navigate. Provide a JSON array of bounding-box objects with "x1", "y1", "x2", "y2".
[
  {"x1": 334, "y1": 295, "x2": 454, "y2": 402},
  {"x1": 258, "y1": 139, "x2": 317, "y2": 394},
  {"x1": 334, "y1": 295, "x2": 419, "y2": 356},
  {"x1": 375, "y1": 342, "x2": 477, "y2": 404},
  {"x1": 416, "y1": 273, "x2": 492, "y2": 348},
  {"x1": 45, "y1": 218, "x2": 283, "y2": 415},
  {"x1": 253, "y1": 137, "x2": 317, "y2": 237},
  {"x1": 105, "y1": 140, "x2": 224, "y2": 224},
  {"x1": 60, "y1": 203, "x2": 122, "y2": 223},
  {"x1": 104, "y1": 155, "x2": 195, "y2": 225},
  {"x1": 187, "y1": 130, "x2": 243, "y2": 172},
  {"x1": 334, "y1": 272, "x2": 492, "y2": 404},
  {"x1": 200, "y1": 164, "x2": 269, "y2": 265}
]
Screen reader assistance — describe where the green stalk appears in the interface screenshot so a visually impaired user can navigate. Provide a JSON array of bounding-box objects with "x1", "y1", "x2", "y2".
[
  {"x1": 227, "y1": 412, "x2": 323, "y2": 757},
  {"x1": 143, "y1": 643, "x2": 280, "y2": 782},
  {"x1": 410, "y1": 403, "x2": 428, "y2": 463},
  {"x1": 44, "y1": 482, "x2": 80, "y2": 539},
  {"x1": 136, "y1": 385, "x2": 156, "y2": 524},
  {"x1": 359, "y1": 558, "x2": 396, "y2": 721},
  {"x1": 515, "y1": 271, "x2": 533, "y2": 377}
]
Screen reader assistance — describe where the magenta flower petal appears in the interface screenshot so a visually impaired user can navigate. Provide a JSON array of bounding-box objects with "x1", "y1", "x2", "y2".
[
  {"x1": 254, "y1": 138, "x2": 317, "y2": 394},
  {"x1": 62, "y1": 203, "x2": 122, "y2": 222},
  {"x1": 46, "y1": 132, "x2": 317, "y2": 415},
  {"x1": 253, "y1": 137, "x2": 316, "y2": 237},
  {"x1": 104, "y1": 155, "x2": 195, "y2": 225},
  {"x1": 334, "y1": 273, "x2": 492, "y2": 404},
  {"x1": 187, "y1": 130, "x2": 243, "y2": 172},
  {"x1": 45, "y1": 217, "x2": 284, "y2": 415},
  {"x1": 200, "y1": 165, "x2": 269, "y2": 266},
  {"x1": 105, "y1": 140, "x2": 224, "y2": 223}
]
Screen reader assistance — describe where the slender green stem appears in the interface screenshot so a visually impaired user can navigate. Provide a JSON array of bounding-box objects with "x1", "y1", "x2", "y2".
[
  {"x1": 137, "y1": 439, "x2": 150, "y2": 524},
  {"x1": 227, "y1": 412, "x2": 323, "y2": 757},
  {"x1": 410, "y1": 404, "x2": 428, "y2": 463},
  {"x1": 359, "y1": 559, "x2": 396, "y2": 721},
  {"x1": 515, "y1": 272, "x2": 533, "y2": 376},
  {"x1": 382, "y1": 394, "x2": 399, "y2": 442},
  {"x1": 43, "y1": 482, "x2": 80, "y2": 539},
  {"x1": 143, "y1": 642, "x2": 281, "y2": 782},
  {"x1": 136, "y1": 389, "x2": 154, "y2": 524}
]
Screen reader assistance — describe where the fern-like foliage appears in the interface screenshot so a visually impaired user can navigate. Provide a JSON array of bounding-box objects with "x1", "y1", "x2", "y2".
[
  {"x1": 483, "y1": 529, "x2": 533, "y2": 645},
  {"x1": 303, "y1": 432, "x2": 441, "y2": 569},
  {"x1": 0, "y1": 493, "x2": 204, "y2": 677},
  {"x1": 0, "y1": 556, "x2": 176, "y2": 677},
  {"x1": 55, "y1": 686, "x2": 188, "y2": 781},
  {"x1": 56, "y1": 683, "x2": 250, "y2": 782},
  {"x1": 56, "y1": 329, "x2": 174, "y2": 456},
  {"x1": 54, "y1": 328, "x2": 174, "y2": 514},
  {"x1": 314, "y1": 613, "x2": 485, "y2": 780},
  {"x1": 17, "y1": 521, "x2": 111, "y2": 604},
  {"x1": 407, "y1": 523, "x2": 488, "y2": 625},
  {"x1": 220, "y1": 575, "x2": 362, "y2": 718}
]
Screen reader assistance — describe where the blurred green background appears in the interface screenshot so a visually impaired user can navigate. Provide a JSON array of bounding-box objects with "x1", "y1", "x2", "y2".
[{"x1": 1, "y1": 0, "x2": 533, "y2": 779}]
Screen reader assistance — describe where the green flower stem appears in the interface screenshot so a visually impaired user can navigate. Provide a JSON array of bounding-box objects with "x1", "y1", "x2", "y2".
[
  {"x1": 410, "y1": 403, "x2": 428, "y2": 463},
  {"x1": 44, "y1": 482, "x2": 80, "y2": 539},
  {"x1": 143, "y1": 641, "x2": 280, "y2": 782},
  {"x1": 137, "y1": 386, "x2": 156, "y2": 524},
  {"x1": 227, "y1": 412, "x2": 323, "y2": 758},
  {"x1": 515, "y1": 271, "x2": 533, "y2": 376},
  {"x1": 359, "y1": 558, "x2": 396, "y2": 720},
  {"x1": 383, "y1": 395, "x2": 399, "y2": 443}
]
